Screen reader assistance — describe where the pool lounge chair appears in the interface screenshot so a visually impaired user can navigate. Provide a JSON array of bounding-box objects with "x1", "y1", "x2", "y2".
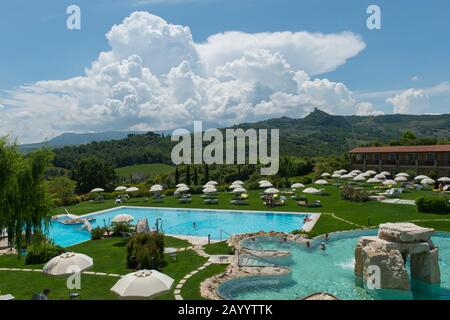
[
  {"x1": 204, "y1": 198, "x2": 219, "y2": 205},
  {"x1": 179, "y1": 197, "x2": 192, "y2": 204},
  {"x1": 230, "y1": 199, "x2": 249, "y2": 205},
  {"x1": 377, "y1": 188, "x2": 403, "y2": 198}
]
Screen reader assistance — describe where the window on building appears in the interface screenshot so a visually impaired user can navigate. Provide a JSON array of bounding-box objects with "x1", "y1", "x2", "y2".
[
  {"x1": 374, "y1": 154, "x2": 380, "y2": 161},
  {"x1": 356, "y1": 154, "x2": 363, "y2": 161},
  {"x1": 408, "y1": 153, "x2": 416, "y2": 161},
  {"x1": 426, "y1": 153, "x2": 435, "y2": 161},
  {"x1": 389, "y1": 153, "x2": 397, "y2": 161}
]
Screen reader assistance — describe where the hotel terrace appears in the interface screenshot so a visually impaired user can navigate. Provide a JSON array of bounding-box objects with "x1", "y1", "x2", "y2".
[{"x1": 349, "y1": 145, "x2": 450, "y2": 177}]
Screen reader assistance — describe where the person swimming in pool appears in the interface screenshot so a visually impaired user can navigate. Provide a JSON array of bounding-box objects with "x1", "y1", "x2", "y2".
[
  {"x1": 320, "y1": 242, "x2": 326, "y2": 251},
  {"x1": 193, "y1": 222, "x2": 197, "y2": 229}
]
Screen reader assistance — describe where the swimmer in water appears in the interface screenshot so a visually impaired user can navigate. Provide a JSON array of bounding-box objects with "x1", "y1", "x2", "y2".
[
  {"x1": 320, "y1": 242, "x2": 326, "y2": 251},
  {"x1": 193, "y1": 222, "x2": 197, "y2": 229}
]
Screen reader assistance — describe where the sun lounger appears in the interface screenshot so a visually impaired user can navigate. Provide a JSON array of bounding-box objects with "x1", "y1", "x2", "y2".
[
  {"x1": 204, "y1": 198, "x2": 218, "y2": 205},
  {"x1": 230, "y1": 199, "x2": 249, "y2": 205},
  {"x1": 179, "y1": 197, "x2": 192, "y2": 204}
]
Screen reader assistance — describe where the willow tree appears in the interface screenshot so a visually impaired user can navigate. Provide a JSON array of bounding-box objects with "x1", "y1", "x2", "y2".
[{"x1": 0, "y1": 138, "x2": 54, "y2": 253}]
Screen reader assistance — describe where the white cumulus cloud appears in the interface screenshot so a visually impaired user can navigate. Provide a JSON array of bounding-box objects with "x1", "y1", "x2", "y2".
[
  {"x1": 387, "y1": 88, "x2": 430, "y2": 114},
  {"x1": 0, "y1": 11, "x2": 374, "y2": 143}
]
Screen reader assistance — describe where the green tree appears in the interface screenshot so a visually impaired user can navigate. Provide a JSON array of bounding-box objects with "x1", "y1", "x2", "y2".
[
  {"x1": 47, "y1": 176, "x2": 76, "y2": 204},
  {"x1": 193, "y1": 166, "x2": 198, "y2": 186},
  {"x1": 175, "y1": 166, "x2": 180, "y2": 185},
  {"x1": 185, "y1": 165, "x2": 191, "y2": 185},
  {"x1": 70, "y1": 156, "x2": 117, "y2": 193},
  {"x1": 0, "y1": 138, "x2": 54, "y2": 253}
]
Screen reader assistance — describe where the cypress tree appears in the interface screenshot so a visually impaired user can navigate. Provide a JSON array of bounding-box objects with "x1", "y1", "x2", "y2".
[{"x1": 186, "y1": 165, "x2": 191, "y2": 185}]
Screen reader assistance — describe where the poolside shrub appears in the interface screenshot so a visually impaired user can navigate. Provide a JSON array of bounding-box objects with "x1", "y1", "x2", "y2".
[
  {"x1": 126, "y1": 232, "x2": 165, "y2": 270},
  {"x1": 416, "y1": 197, "x2": 450, "y2": 214},
  {"x1": 91, "y1": 226, "x2": 105, "y2": 240},
  {"x1": 25, "y1": 236, "x2": 65, "y2": 264},
  {"x1": 112, "y1": 222, "x2": 131, "y2": 237},
  {"x1": 340, "y1": 185, "x2": 369, "y2": 202}
]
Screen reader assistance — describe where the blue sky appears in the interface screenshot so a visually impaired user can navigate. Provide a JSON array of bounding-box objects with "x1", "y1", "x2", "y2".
[{"x1": 0, "y1": 0, "x2": 449, "y2": 142}]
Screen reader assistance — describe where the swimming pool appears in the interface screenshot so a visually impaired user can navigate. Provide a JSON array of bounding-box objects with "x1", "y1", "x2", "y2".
[
  {"x1": 217, "y1": 230, "x2": 450, "y2": 300},
  {"x1": 49, "y1": 207, "x2": 310, "y2": 247}
]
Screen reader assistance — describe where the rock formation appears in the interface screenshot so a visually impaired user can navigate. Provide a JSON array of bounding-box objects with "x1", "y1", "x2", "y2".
[{"x1": 355, "y1": 223, "x2": 440, "y2": 291}]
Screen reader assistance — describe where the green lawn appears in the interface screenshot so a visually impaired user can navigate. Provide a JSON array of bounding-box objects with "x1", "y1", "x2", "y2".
[
  {"x1": 181, "y1": 264, "x2": 228, "y2": 300},
  {"x1": 0, "y1": 236, "x2": 204, "y2": 300},
  {"x1": 115, "y1": 163, "x2": 174, "y2": 179},
  {"x1": 204, "y1": 241, "x2": 234, "y2": 255}
]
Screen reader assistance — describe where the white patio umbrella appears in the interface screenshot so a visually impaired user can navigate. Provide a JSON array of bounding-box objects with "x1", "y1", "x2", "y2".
[
  {"x1": 126, "y1": 187, "x2": 140, "y2": 193},
  {"x1": 259, "y1": 181, "x2": 273, "y2": 188},
  {"x1": 149, "y1": 185, "x2": 164, "y2": 192},
  {"x1": 414, "y1": 175, "x2": 429, "y2": 181},
  {"x1": 396, "y1": 173, "x2": 410, "y2": 178},
  {"x1": 438, "y1": 177, "x2": 450, "y2": 183},
  {"x1": 348, "y1": 172, "x2": 358, "y2": 177},
  {"x1": 259, "y1": 180, "x2": 271, "y2": 184},
  {"x1": 111, "y1": 270, "x2": 174, "y2": 299},
  {"x1": 375, "y1": 174, "x2": 386, "y2": 180},
  {"x1": 203, "y1": 186, "x2": 218, "y2": 194},
  {"x1": 175, "y1": 186, "x2": 190, "y2": 193},
  {"x1": 206, "y1": 181, "x2": 218, "y2": 185},
  {"x1": 291, "y1": 183, "x2": 305, "y2": 189},
  {"x1": 203, "y1": 183, "x2": 215, "y2": 188},
  {"x1": 43, "y1": 252, "x2": 93, "y2": 276},
  {"x1": 115, "y1": 186, "x2": 127, "y2": 192},
  {"x1": 231, "y1": 180, "x2": 244, "y2": 185},
  {"x1": 367, "y1": 178, "x2": 382, "y2": 184},
  {"x1": 351, "y1": 170, "x2": 361, "y2": 174},
  {"x1": 112, "y1": 214, "x2": 134, "y2": 224},
  {"x1": 90, "y1": 188, "x2": 104, "y2": 193},
  {"x1": 383, "y1": 180, "x2": 397, "y2": 186},
  {"x1": 421, "y1": 178, "x2": 436, "y2": 185},
  {"x1": 339, "y1": 169, "x2": 348, "y2": 174},
  {"x1": 395, "y1": 176, "x2": 408, "y2": 182},
  {"x1": 264, "y1": 188, "x2": 280, "y2": 194},
  {"x1": 315, "y1": 179, "x2": 329, "y2": 185},
  {"x1": 340, "y1": 174, "x2": 353, "y2": 180},
  {"x1": 366, "y1": 170, "x2": 377, "y2": 175},
  {"x1": 228, "y1": 184, "x2": 242, "y2": 190},
  {"x1": 331, "y1": 174, "x2": 342, "y2": 178},
  {"x1": 176, "y1": 183, "x2": 187, "y2": 188},
  {"x1": 353, "y1": 175, "x2": 366, "y2": 181},
  {"x1": 360, "y1": 172, "x2": 371, "y2": 178},
  {"x1": 303, "y1": 187, "x2": 321, "y2": 194},
  {"x1": 321, "y1": 173, "x2": 331, "y2": 178},
  {"x1": 380, "y1": 171, "x2": 391, "y2": 176},
  {"x1": 232, "y1": 187, "x2": 247, "y2": 194}
]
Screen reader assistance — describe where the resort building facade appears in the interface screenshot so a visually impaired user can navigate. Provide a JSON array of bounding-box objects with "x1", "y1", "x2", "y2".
[{"x1": 349, "y1": 145, "x2": 450, "y2": 177}]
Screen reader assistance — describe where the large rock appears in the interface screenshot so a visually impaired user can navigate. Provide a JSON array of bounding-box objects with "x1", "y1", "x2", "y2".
[
  {"x1": 378, "y1": 223, "x2": 434, "y2": 243},
  {"x1": 411, "y1": 248, "x2": 441, "y2": 284},
  {"x1": 361, "y1": 243, "x2": 410, "y2": 291}
]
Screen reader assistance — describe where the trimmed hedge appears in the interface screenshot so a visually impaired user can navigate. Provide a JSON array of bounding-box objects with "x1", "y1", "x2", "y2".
[
  {"x1": 340, "y1": 185, "x2": 370, "y2": 202},
  {"x1": 416, "y1": 196, "x2": 450, "y2": 214}
]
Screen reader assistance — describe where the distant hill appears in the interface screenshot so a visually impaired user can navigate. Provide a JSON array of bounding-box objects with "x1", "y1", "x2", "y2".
[
  {"x1": 19, "y1": 131, "x2": 146, "y2": 153},
  {"x1": 47, "y1": 109, "x2": 450, "y2": 169}
]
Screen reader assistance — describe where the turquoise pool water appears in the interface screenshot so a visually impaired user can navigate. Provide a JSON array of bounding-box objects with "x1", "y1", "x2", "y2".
[
  {"x1": 49, "y1": 207, "x2": 308, "y2": 247},
  {"x1": 217, "y1": 230, "x2": 450, "y2": 300}
]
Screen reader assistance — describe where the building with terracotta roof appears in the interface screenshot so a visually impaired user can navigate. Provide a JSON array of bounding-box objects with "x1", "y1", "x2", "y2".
[{"x1": 349, "y1": 145, "x2": 450, "y2": 177}]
